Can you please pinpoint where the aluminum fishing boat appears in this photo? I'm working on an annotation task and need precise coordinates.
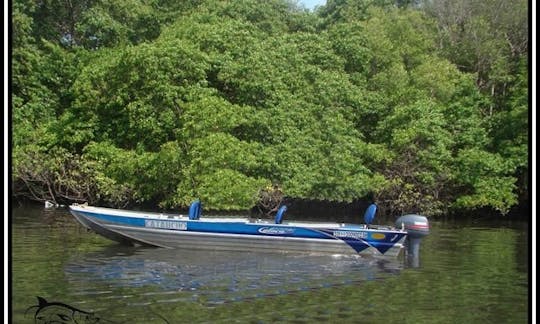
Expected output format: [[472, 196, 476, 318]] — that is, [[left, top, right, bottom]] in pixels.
[[69, 201, 429, 257]]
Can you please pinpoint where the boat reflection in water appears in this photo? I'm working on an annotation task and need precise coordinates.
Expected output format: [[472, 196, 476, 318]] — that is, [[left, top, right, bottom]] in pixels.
[[65, 246, 411, 305]]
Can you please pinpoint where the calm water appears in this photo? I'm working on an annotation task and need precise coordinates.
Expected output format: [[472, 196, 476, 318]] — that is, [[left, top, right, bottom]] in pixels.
[[11, 204, 530, 323]]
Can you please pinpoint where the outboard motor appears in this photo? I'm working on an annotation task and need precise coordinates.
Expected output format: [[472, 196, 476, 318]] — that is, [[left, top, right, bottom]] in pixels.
[[395, 214, 429, 266]]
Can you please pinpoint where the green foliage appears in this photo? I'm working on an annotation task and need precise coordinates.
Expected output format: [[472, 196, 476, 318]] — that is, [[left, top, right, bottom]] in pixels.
[[63, 39, 209, 150], [77, 0, 162, 48], [12, 0, 36, 48], [452, 149, 517, 213], [26, 0, 163, 48], [487, 59, 528, 169], [176, 169, 270, 211], [173, 131, 267, 210], [12, 145, 100, 204], [12, 0, 528, 216]]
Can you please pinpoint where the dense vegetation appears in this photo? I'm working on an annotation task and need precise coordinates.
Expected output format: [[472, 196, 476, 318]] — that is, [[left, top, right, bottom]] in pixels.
[[11, 0, 529, 216]]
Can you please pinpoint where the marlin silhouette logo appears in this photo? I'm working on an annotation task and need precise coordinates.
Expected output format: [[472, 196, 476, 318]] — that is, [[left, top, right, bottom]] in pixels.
[[25, 296, 116, 323]]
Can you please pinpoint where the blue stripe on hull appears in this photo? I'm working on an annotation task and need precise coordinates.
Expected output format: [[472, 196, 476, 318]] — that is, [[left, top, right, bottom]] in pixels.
[[79, 212, 147, 227], [77, 211, 334, 239]]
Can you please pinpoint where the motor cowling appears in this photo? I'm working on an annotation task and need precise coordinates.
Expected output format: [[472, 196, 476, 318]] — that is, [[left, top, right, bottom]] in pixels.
[[395, 214, 430, 238]]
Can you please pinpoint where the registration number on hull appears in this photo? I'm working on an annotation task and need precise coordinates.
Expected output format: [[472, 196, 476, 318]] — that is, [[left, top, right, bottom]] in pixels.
[[333, 231, 368, 240], [145, 219, 187, 230]]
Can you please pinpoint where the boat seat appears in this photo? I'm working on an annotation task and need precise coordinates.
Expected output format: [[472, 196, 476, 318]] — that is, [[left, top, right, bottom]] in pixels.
[[275, 205, 287, 224], [364, 203, 377, 226], [189, 200, 202, 220]]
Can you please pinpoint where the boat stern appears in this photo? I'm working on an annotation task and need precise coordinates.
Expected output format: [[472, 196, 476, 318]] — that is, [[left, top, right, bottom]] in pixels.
[[395, 214, 429, 262]]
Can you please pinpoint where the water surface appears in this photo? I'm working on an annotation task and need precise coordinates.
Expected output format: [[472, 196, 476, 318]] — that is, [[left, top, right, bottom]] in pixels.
[[11, 204, 529, 323]]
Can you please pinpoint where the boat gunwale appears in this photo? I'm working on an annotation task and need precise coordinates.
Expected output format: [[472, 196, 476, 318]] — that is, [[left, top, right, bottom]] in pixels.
[[69, 204, 406, 233]]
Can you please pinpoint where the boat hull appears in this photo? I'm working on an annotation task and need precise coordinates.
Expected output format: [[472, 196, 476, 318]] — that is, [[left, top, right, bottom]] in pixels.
[[69, 205, 408, 257]]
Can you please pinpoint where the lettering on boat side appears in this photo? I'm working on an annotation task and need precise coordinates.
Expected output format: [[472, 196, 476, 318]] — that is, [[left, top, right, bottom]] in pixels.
[[258, 227, 295, 235], [145, 219, 187, 230], [333, 231, 368, 240]]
